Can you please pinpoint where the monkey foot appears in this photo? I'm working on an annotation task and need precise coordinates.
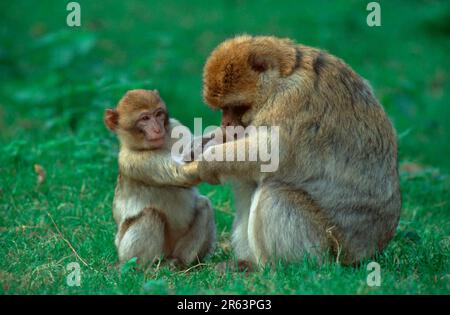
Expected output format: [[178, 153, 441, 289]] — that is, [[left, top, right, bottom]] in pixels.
[[165, 257, 184, 270], [215, 260, 256, 274]]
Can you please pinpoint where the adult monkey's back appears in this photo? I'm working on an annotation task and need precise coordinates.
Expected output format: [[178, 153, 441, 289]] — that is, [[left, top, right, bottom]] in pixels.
[[191, 35, 401, 266]]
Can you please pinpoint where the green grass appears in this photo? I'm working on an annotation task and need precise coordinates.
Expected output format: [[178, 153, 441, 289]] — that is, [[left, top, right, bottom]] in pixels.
[[0, 0, 449, 294]]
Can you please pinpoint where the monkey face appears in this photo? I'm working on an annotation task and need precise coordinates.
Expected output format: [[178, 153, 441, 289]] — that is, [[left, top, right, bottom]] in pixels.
[[203, 35, 299, 128], [134, 106, 167, 149], [105, 89, 169, 150]]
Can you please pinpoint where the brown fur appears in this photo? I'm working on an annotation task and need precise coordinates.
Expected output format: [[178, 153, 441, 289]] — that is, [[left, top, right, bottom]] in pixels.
[[106, 89, 216, 266], [187, 35, 401, 266]]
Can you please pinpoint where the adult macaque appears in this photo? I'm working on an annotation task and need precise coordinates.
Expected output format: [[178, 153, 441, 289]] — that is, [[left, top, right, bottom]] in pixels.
[[104, 89, 215, 266], [186, 35, 401, 267]]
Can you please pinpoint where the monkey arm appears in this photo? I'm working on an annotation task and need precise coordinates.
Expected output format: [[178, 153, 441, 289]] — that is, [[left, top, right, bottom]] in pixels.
[[119, 150, 200, 187], [193, 129, 280, 184], [183, 127, 226, 162]]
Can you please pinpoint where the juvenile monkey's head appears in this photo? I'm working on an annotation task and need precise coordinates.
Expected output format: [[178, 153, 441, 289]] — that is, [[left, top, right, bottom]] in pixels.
[[203, 35, 299, 127], [104, 89, 169, 150]]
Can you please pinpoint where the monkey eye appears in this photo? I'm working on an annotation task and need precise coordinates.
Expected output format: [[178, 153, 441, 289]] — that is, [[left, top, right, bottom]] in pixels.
[[155, 110, 165, 118], [141, 115, 151, 121]]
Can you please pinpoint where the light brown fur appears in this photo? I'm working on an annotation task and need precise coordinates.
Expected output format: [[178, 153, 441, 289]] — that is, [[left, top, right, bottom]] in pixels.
[[186, 35, 401, 266], [106, 89, 215, 266]]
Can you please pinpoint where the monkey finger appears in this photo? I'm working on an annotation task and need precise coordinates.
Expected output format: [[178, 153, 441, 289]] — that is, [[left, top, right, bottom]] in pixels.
[[198, 168, 220, 185], [207, 176, 221, 185], [182, 162, 199, 177], [178, 162, 202, 186]]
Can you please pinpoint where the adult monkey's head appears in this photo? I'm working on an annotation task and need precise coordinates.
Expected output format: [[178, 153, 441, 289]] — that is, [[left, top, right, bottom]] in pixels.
[[203, 35, 300, 128]]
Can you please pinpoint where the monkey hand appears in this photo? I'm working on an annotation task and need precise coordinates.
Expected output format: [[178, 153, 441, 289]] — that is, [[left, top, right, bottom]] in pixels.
[[197, 160, 221, 185], [183, 134, 218, 163], [179, 162, 201, 186]]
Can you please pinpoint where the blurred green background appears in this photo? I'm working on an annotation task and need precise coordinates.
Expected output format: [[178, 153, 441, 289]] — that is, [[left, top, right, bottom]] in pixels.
[[0, 0, 449, 294]]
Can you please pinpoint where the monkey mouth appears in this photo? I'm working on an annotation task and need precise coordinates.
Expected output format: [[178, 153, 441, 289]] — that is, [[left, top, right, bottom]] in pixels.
[[146, 137, 165, 149], [147, 136, 165, 143]]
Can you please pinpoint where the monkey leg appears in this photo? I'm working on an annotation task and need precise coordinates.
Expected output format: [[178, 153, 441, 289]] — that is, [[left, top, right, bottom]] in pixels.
[[213, 181, 259, 272], [247, 184, 328, 265], [198, 196, 216, 259], [116, 208, 165, 265], [171, 196, 215, 265], [230, 181, 257, 263]]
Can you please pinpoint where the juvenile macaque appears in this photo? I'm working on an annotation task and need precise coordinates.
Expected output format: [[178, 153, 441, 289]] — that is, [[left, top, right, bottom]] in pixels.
[[186, 35, 401, 267], [104, 89, 215, 266]]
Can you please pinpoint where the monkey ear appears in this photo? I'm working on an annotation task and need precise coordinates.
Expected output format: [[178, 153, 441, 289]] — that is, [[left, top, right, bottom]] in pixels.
[[104, 108, 119, 131], [248, 51, 272, 73], [248, 43, 297, 77]]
